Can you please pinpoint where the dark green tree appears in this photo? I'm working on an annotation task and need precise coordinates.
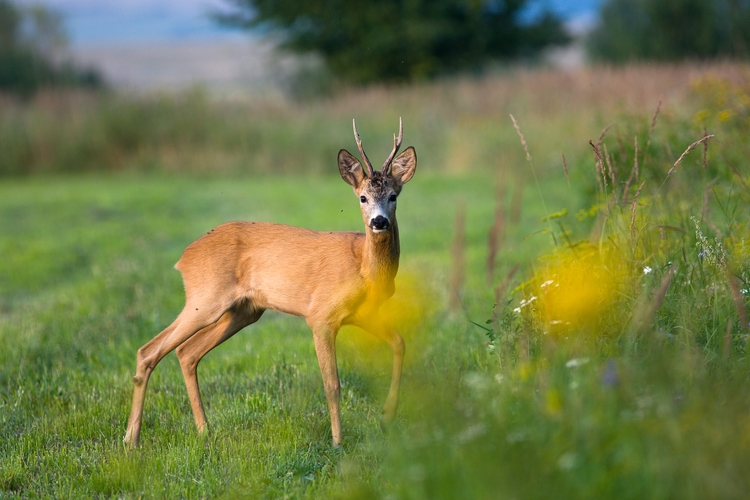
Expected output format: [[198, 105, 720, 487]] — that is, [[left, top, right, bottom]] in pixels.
[[588, 0, 750, 62], [217, 0, 570, 84], [0, 0, 102, 96]]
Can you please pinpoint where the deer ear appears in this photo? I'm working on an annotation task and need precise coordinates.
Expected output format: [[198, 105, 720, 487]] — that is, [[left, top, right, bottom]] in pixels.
[[391, 146, 417, 186], [338, 149, 365, 188]]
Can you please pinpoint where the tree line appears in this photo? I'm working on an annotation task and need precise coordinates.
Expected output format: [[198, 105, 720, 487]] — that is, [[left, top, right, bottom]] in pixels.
[[0, 0, 101, 96], [2, 0, 750, 95]]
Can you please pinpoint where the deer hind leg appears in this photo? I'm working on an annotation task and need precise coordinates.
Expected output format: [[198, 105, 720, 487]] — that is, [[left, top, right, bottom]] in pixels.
[[124, 302, 227, 448], [360, 322, 404, 425], [176, 307, 264, 435], [309, 323, 342, 447]]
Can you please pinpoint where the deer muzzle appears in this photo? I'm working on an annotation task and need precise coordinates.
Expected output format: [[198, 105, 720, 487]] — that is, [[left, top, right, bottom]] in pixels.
[[370, 215, 390, 232]]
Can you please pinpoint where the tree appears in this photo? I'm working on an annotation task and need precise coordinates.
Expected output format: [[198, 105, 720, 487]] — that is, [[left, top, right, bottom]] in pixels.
[[217, 0, 570, 84], [587, 0, 750, 63], [0, 0, 102, 96]]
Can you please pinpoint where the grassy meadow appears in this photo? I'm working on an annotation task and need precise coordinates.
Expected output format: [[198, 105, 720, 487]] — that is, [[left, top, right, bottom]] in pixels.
[[2, 62, 750, 498]]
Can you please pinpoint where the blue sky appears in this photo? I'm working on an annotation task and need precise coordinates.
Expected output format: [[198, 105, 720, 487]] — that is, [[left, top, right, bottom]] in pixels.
[[20, 0, 604, 47]]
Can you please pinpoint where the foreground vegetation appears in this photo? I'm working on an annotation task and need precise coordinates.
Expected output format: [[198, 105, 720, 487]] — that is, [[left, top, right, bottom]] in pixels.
[[1, 64, 750, 498]]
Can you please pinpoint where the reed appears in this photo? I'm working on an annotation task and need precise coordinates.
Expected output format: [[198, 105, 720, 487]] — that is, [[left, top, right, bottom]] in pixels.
[[450, 200, 466, 312]]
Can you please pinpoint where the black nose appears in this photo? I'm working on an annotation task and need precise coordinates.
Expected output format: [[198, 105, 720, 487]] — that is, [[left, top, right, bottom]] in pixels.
[[371, 215, 390, 230]]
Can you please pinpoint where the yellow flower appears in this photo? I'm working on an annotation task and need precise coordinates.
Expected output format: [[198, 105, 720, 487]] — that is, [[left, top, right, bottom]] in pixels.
[[537, 247, 620, 334], [718, 109, 734, 122], [692, 109, 711, 124], [517, 362, 532, 381], [545, 388, 563, 415]]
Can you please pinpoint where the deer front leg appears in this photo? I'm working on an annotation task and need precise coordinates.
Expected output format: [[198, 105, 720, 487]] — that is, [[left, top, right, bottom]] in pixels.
[[361, 322, 404, 425], [310, 324, 342, 447]]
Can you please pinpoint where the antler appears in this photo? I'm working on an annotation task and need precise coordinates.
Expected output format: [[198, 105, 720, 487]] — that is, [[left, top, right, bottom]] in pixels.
[[352, 119, 375, 177], [382, 117, 403, 174]]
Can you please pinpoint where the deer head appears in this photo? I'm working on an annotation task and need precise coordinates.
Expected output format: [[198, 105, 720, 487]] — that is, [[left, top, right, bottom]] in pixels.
[[338, 118, 417, 233]]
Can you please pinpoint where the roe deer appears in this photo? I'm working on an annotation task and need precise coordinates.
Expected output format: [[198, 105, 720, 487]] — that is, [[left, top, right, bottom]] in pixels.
[[124, 119, 417, 448]]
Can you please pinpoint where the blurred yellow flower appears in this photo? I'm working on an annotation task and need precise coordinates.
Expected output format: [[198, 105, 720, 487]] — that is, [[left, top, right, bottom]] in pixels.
[[692, 109, 711, 124], [536, 247, 620, 334], [718, 109, 734, 122], [545, 388, 563, 415], [517, 362, 532, 381]]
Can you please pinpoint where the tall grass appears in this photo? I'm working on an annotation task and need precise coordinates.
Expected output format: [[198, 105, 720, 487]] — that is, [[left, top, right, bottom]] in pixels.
[[1, 62, 748, 177], [347, 68, 750, 500]]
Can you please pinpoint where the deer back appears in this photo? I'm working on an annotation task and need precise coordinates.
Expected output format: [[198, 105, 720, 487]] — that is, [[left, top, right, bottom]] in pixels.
[[175, 221, 371, 323]]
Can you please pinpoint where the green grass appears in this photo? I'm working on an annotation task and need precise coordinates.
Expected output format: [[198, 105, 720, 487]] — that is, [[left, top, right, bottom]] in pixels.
[[1, 163, 749, 498], [0, 172, 533, 498], [3, 67, 750, 498]]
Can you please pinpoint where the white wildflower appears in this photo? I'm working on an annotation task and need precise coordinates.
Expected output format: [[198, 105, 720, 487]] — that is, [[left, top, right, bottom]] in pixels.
[[565, 357, 590, 368], [692, 215, 727, 267], [514, 295, 537, 313]]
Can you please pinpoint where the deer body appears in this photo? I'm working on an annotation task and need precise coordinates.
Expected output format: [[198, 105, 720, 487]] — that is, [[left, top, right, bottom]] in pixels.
[[178, 221, 398, 323], [124, 120, 416, 448]]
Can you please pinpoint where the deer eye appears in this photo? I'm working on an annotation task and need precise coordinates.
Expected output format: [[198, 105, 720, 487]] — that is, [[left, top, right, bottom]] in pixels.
[[360, 196, 367, 203], [389, 194, 397, 202]]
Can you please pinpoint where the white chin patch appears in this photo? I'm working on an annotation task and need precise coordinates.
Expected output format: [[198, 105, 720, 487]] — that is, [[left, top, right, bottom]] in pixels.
[[371, 228, 387, 233]]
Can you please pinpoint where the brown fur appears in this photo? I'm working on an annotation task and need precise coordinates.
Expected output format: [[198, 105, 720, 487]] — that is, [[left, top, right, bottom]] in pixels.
[[124, 122, 416, 448]]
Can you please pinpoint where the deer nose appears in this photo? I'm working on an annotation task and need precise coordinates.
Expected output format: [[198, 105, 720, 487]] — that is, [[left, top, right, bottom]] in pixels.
[[370, 215, 390, 231]]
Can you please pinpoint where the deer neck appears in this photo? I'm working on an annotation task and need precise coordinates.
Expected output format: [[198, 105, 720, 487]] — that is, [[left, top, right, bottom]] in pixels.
[[362, 220, 400, 289]]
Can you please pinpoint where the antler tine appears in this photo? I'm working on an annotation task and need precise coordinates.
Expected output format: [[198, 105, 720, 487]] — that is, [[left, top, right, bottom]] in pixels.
[[352, 119, 375, 177], [382, 117, 403, 174]]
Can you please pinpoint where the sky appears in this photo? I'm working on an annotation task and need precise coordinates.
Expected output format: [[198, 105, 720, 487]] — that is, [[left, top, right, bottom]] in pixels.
[[19, 0, 239, 46], [18, 0, 604, 47]]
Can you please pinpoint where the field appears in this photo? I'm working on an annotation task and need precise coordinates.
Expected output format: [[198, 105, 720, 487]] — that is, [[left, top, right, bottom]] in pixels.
[[2, 63, 750, 498]]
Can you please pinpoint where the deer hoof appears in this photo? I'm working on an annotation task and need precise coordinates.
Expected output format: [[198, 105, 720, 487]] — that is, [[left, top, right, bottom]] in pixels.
[[380, 412, 396, 431], [123, 433, 138, 449]]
